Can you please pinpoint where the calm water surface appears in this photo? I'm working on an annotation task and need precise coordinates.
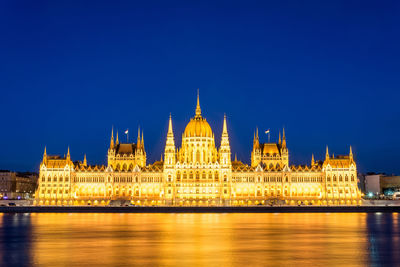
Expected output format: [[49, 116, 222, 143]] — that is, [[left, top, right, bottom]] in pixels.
[[0, 213, 399, 266]]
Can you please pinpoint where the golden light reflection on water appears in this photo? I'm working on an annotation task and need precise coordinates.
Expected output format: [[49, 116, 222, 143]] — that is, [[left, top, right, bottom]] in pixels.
[[1, 213, 400, 266]]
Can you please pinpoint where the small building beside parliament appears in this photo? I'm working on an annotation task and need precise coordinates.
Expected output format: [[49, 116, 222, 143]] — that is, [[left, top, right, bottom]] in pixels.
[[35, 94, 361, 206]]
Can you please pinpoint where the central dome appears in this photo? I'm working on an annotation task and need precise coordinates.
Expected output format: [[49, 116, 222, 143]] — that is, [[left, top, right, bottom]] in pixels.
[[183, 91, 214, 138], [184, 117, 213, 138]]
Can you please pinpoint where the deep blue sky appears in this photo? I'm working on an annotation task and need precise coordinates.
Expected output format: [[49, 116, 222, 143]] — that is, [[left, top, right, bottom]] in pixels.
[[0, 1, 399, 174]]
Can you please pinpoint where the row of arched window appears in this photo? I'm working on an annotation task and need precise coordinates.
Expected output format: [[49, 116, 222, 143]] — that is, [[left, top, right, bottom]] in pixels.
[[42, 176, 69, 182], [176, 171, 220, 182], [326, 175, 355, 182]]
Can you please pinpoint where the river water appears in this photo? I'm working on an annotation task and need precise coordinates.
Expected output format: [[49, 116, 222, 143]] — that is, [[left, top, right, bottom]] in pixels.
[[0, 213, 399, 266]]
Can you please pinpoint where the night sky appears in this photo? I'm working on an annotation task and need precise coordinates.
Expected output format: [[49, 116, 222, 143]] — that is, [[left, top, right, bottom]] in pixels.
[[0, 1, 399, 174]]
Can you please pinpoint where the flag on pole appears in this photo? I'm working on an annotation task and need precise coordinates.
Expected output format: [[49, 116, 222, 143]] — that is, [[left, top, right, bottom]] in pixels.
[[265, 129, 270, 134], [124, 129, 129, 134]]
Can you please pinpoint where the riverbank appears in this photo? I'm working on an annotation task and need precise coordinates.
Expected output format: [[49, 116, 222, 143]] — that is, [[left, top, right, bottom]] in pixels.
[[1, 205, 400, 213]]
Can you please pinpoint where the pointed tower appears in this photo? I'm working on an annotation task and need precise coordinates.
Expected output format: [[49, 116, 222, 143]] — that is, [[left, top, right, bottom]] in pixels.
[[116, 131, 119, 145], [195, 89, 201, 118], [42, 146, 47, 165], [83, 154, 87, 166], [164, 114, 176, 168], [137, 127, 141, 147], [141, 131, 144, 150], [349, 146, 353, 160], [251, 127, 261, 167], [325, 146, 330, 160], [280, 128, 289, 166], [281, 128, 287, 149], [110, 127, 114, 149], [311, 154, 315, 166], [66, 146, 71, 161], [220, 114, 231, 166], [278, 131, 282, 146]]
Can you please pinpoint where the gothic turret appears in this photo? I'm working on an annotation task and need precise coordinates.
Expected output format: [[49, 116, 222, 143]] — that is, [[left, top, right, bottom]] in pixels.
[[141, 132, 144, 150], [281, 128, 287, 149], [110, 127, 114, 149], [164, 114, 176, 167], [349, 146, 353, 160], [137, 127, 141, 147], [325, 146, 330, 160], [220, 114, 231, 166], [42, 146, 47, 165]]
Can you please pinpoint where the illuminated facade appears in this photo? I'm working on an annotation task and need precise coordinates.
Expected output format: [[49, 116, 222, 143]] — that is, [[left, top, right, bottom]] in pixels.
[[35, 93, 361, 206]]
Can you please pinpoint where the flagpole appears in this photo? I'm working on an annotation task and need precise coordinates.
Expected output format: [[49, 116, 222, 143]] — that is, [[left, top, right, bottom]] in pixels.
[[127, 129, 129, 143], [268, 132, 270, 143]]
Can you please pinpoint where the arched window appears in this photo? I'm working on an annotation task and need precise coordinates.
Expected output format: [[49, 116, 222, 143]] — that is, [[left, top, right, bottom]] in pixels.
[[177, 172, 181, 182], [183, 172, 187, 180], [339, 175, 343, 182], [196, 172, 200, 181], [202, 172, 206, 180], [333, 175, 337, 182], [209, 171, 213, 180], [53, 176, 57, 182], [327, 176, 331, 182], [215, 172, 219, 182], [345, 175, 348, 182], [189, 172, 193, 180], [351, 175, 355, 182]]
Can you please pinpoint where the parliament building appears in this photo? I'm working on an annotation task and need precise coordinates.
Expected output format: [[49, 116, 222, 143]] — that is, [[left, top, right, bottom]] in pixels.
[[35, 94, 361, 206]]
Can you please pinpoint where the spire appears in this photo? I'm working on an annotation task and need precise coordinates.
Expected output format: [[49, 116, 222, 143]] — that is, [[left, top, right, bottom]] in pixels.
[[222, 113, 228, 134], [137, 127, 140, 146], [220, 114, 231, 164], [195, 89, 201, 117], [43, 146, 47, 164], [141, 131, 144, 149], [253, 128, 260, 149], [349, 145, 353, 159], [110, 127, 114, 148], [67, 146, 70, 160], [311, 153, 315, 165], [116, 131, 119, 145], [221, 114, 230, 146], [83, 154, 87, 166], [235, 153, 237, 161], [168, 113, 174, 135], [256, 127, 259, 140], [278, 131, 281, 145], [166, 114, 175, 148], [325, 146, 329, 160], [282, 128, 286, 148]]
